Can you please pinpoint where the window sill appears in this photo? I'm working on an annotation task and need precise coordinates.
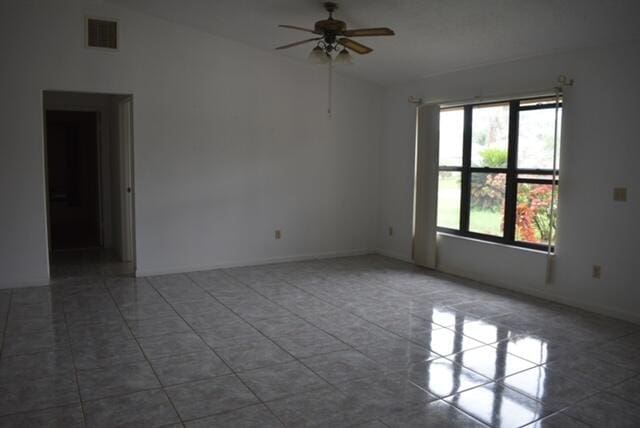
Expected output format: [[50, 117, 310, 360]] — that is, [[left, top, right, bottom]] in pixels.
[[436, 231, 552, 255]]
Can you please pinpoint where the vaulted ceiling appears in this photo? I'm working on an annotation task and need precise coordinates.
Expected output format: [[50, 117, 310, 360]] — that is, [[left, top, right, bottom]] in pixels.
[[108, 0, 640, 84]]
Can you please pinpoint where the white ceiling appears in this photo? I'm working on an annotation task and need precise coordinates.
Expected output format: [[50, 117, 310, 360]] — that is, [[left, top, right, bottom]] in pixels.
[[107, 0, 640, 85]]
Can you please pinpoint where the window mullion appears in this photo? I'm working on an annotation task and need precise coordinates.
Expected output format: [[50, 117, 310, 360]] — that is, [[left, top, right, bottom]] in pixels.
[[460, 105, 472, 232], [504, 100, 519, 242]]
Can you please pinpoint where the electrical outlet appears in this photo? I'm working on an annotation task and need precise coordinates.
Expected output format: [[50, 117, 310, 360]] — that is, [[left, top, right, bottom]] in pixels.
[[592, 265, 601, 279], [275, 230, 282, 240], [388, 226, 393, 236], [613, 187, 627, 202]]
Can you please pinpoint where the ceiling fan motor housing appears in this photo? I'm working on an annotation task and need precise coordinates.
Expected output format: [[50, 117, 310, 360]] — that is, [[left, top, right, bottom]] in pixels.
[[315, 19, 346, 34], [315, 19, 346, 45]]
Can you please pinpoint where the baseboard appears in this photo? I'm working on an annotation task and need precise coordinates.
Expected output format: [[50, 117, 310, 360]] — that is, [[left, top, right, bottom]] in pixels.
[[0, 276, 50, 290], [374, 248, 413, 263], [375, 248, 639, 325], [135, 248, 375, 277], [436, 264, 640, 325]]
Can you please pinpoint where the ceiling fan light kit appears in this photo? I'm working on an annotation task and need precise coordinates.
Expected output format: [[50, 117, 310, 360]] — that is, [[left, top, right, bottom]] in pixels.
[[276, 2, 395, 117], [308, 45, 332, 64], [333, 48, 353, 65]]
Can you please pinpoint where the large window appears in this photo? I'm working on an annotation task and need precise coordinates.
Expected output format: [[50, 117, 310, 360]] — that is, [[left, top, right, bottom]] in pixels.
[[437, 96, 561, 250]]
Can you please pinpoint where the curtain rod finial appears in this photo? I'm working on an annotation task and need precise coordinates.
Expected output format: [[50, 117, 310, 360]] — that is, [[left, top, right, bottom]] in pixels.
[[558, 75, 574, 87], [408, 96, 423, 105]]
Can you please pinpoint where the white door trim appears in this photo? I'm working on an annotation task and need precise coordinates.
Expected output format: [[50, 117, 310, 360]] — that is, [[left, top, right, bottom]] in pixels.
[[118, 97, 135, 264]]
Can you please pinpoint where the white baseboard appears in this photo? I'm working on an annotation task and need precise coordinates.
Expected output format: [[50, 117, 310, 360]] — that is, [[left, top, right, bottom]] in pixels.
[[436, 264, 640, 325], [135, 248, 375, 277], [6, 249, 637, 325], [0, 276, 50, 290], [374, 248, 413, 263]]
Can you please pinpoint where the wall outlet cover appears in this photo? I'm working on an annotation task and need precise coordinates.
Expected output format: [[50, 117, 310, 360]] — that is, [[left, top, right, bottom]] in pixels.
[[592, 265, 602, 279]]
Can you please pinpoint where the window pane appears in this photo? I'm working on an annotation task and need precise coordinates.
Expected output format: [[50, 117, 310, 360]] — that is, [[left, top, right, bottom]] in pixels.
[[439, 108, 464, 166], [518, 108, 562, 169], [469, 173, 505, 236], [437, 171, 461, 229], [471, 104, 509, 168], [516, 183, 558, 245]]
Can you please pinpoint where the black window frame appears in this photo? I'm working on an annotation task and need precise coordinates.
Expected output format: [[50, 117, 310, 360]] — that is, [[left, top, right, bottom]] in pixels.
[[437, 96, 561, 251]]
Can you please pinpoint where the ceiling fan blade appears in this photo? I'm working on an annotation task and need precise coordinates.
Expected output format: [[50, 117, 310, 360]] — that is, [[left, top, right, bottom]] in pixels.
[[341, 27, 395, 37], [278, 24, 319, 34], [275, 37, 322, 50], [338, 38, 373, 54]]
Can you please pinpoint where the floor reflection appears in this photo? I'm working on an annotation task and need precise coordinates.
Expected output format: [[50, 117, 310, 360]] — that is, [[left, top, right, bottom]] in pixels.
[[407, 357, 491, 398], [430, 307, 461, 327], [446, 381, 548, 427], [459, 319, 511, 344], [422, 328, 484, 356], [454, 345, 536, 380], [494, 334, 550, 365]]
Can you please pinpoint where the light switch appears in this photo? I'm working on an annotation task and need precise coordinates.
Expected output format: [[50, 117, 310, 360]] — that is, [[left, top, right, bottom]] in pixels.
[[613, 187, 627, 202]]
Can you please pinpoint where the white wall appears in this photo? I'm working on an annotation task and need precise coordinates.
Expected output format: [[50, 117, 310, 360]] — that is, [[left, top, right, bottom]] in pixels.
[[0, 0, 382, 285], [3, 2, 637, 325], [376, 40, 640, 322]]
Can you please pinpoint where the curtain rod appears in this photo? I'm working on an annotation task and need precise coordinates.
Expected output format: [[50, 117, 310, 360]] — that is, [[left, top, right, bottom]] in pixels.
[[408, 75, 574, 107]]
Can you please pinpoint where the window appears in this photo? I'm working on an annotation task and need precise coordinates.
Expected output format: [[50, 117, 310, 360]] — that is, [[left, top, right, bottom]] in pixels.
[[437, 96, 561, 250]]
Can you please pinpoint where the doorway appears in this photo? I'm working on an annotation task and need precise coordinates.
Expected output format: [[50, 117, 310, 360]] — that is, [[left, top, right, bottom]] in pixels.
[[43, 91, 135, 279], [46, 111, 101, 250]]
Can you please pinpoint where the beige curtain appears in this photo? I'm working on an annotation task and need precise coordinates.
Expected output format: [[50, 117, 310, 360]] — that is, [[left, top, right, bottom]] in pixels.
[[412, 104, 440, 269], [546, 87, 567, 284]]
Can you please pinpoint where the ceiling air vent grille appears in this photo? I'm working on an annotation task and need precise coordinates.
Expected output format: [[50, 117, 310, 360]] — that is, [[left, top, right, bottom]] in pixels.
[[87, 18, 118, 49]]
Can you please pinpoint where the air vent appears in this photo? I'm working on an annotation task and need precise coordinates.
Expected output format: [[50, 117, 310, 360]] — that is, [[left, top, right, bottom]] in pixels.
[[87, 18, 118, 49]]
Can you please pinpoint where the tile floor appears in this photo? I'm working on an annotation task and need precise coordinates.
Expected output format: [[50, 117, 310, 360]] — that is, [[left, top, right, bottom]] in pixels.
[[1, 254, 639, 427]]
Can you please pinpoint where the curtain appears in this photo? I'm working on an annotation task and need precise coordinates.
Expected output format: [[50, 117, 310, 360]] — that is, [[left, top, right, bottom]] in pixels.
[[412, 104, 440, 269], [546, 87, 567, 284]]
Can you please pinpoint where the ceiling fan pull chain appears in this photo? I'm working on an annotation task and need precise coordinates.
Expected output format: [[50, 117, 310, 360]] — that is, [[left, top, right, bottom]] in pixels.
[[328, 59, 333, 118]]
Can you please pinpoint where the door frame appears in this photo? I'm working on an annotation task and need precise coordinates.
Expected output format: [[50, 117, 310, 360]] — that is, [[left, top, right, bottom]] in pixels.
[[118, 96, 136, 264], [41, 90, 136, 277]]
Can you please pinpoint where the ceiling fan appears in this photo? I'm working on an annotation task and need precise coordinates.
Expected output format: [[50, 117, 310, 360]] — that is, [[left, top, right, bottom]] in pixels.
[[276, 1, 395, 64]]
